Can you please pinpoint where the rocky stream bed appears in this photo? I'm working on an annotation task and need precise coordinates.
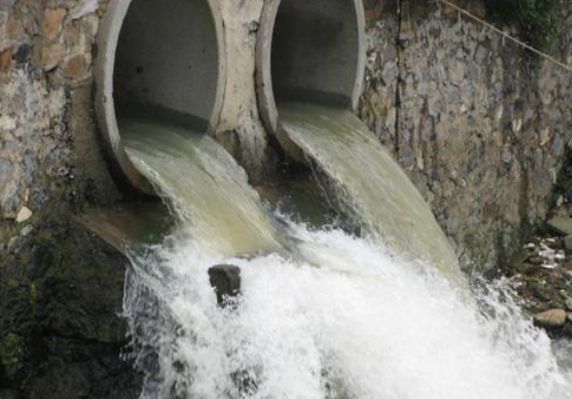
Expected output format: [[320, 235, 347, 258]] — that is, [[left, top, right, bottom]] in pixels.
[[505, 155, 572, 339]]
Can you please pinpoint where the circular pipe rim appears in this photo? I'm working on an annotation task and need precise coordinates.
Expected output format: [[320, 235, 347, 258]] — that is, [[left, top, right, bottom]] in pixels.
[[94, 0, 226, 193], [255, 0, 366, 135]]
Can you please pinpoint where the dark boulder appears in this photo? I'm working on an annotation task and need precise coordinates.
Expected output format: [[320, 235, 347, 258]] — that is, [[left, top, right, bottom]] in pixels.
[[208, 265, 241, 307]]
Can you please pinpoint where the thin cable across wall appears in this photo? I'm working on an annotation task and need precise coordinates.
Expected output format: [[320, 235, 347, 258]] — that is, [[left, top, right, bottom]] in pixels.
[[434, 0, 572, 74]]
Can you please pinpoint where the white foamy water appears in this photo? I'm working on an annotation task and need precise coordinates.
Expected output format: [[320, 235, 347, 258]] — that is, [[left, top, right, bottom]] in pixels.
[[124, 222, 572, 399], [119, 115, 572, 399]]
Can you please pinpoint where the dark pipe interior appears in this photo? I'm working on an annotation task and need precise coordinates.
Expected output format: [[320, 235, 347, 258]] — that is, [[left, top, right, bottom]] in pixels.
[[114, 0, 219, 131], [271, 0, 361, 107]]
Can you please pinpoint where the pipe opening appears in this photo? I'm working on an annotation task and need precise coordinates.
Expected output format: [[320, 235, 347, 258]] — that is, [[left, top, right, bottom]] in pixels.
[[272, 0, 362, 107], [256, 0, 365, 134], [95, 0, 224, 191], [114, 0, 220, 130]]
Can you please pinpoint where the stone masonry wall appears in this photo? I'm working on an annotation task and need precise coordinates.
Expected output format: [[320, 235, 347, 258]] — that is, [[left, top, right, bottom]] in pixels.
[[0, 0, 571, 396], [0, 1, 140, 397], [360, 0, 572, 270]]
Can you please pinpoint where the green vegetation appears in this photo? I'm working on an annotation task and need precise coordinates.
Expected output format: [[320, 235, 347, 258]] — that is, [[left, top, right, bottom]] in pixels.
[[485, 0, 561, 48], [0, 333, 25, 368]]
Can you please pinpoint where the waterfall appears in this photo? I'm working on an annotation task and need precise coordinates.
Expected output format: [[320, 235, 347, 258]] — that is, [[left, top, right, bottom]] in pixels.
[[120, 114, 572, 398], [277, 102, 462, 285]]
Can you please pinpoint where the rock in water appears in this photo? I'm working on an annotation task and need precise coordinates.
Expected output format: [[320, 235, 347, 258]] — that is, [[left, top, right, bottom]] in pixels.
[[547, 215, 572, 235], [533, 308, 568, 328], [208, 265, 241, 307]]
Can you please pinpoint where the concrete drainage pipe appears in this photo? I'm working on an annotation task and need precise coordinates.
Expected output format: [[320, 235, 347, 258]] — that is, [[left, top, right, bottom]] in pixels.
[[256, 0, 366, 135], [95, 0, 225, 192]]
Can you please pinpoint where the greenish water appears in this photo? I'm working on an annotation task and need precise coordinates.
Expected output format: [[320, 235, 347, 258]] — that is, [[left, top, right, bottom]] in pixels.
[[278, 102, 464, 283], [121, 118, 284, 257]]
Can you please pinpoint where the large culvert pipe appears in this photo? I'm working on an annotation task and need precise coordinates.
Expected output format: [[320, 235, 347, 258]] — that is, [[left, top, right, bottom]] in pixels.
[[95, 0, 225, 192], [256, 0, 365, 134]]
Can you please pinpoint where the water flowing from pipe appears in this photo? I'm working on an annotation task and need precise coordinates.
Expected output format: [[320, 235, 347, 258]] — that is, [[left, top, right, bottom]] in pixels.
[[277, 102, 462, 284], [120, 116, 572, 398], [121, 117, 284, 257]]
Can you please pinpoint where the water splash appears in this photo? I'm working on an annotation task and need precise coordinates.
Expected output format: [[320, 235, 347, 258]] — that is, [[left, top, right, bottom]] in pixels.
[[124, 223, 572, 399], [119, 116, 571, 398]]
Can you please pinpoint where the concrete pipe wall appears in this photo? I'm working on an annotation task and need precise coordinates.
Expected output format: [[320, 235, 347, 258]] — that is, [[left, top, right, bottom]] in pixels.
[[95, 0, 225, 192], [94, 0, 365, 190], [256, 0, 366, 135]]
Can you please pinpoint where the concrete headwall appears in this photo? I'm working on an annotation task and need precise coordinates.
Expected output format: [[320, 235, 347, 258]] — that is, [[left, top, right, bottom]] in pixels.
[[0, 0, 571, 396]]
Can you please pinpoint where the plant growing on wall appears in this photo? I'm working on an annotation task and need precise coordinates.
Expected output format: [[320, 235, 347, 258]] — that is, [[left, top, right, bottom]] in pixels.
[[485, 0, 561, 48]]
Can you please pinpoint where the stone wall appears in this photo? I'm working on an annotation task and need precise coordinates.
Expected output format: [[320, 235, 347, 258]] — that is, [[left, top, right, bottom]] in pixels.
[[1, 0, 571, 396], [360, 0, 572, 270], [0, 1, 139, 397]]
